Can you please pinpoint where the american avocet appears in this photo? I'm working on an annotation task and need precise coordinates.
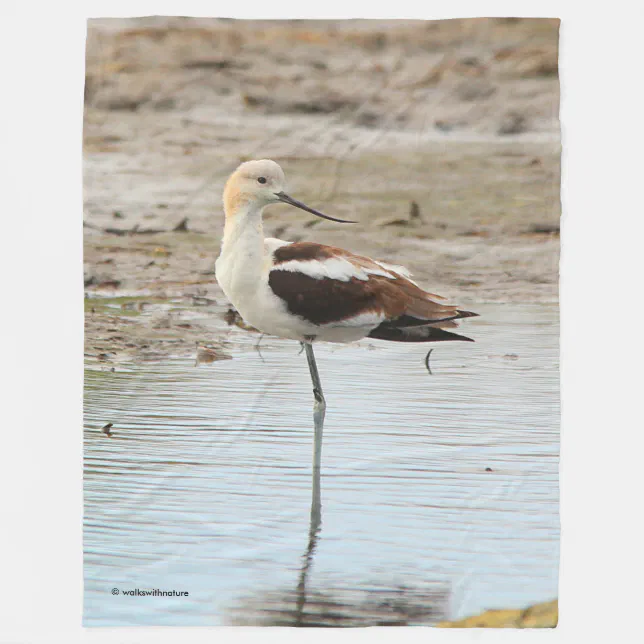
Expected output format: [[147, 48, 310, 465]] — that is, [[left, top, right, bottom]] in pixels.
[[215, 159, 478, 443]]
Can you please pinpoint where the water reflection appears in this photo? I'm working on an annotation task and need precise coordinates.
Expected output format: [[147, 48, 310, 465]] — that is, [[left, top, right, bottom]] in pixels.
[[231, 582, 448, 626], [295, 398, 323, 626], [294, 456, 322, 626], [83, 304, 559, 626], [232, 462, 448, 627]]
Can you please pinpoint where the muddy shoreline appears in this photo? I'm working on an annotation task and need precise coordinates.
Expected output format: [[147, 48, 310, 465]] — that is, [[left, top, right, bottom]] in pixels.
[[84, 17, 560, 364]]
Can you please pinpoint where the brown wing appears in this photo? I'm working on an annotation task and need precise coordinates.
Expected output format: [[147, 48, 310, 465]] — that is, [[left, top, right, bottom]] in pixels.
[[269, 242, 478, 333]]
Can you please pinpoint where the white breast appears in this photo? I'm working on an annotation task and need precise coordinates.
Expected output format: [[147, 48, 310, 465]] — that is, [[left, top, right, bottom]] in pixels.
[[217, 237, 394, 343]]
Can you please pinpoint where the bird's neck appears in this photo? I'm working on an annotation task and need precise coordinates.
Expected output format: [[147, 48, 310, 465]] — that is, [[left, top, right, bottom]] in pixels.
[[220, 203, 265, 258], [217, 204, 267, 305]]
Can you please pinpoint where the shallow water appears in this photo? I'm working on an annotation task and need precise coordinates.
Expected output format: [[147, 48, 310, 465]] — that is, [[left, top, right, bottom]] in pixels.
[[83, 303, 559, 626]]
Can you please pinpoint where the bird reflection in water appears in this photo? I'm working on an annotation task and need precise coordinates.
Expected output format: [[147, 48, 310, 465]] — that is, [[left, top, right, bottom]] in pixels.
[[229, 395, 448, 627], [294, 404, 322, 626]]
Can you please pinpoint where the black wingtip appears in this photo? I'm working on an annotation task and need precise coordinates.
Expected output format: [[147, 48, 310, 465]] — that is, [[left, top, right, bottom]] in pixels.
[[444, 332, 475, 342], [457, 309, 480, 319], [368, 325, 475, 343], [427, 327, 475, 343]]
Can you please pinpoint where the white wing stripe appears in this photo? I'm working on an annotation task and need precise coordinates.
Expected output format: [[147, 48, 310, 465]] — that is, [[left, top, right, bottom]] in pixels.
[[274, 258, 367, 281], [272, 257, 398, 282]]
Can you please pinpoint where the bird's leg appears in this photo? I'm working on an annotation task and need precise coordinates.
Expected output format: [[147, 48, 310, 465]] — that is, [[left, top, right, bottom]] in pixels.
[[302, 339, 325, 525], [303, 340, 326, 429]]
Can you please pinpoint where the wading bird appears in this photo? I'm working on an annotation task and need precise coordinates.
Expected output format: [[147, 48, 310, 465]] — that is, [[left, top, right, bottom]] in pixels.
[[215, 159, 478, 451]]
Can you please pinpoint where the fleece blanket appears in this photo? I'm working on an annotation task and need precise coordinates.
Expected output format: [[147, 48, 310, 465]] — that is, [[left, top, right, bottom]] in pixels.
[[83, 16, 560, 627]]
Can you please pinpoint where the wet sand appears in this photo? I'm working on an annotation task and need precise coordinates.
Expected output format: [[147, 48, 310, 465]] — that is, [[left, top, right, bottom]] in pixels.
[[83, 17, 560, 363]]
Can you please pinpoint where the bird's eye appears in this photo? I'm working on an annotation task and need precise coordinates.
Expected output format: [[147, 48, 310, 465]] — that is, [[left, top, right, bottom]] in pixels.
[[257, 177, 267, 184]]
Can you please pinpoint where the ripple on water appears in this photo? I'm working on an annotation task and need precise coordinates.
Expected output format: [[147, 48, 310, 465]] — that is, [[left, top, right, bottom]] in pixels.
[[84, 303, 559, 626]]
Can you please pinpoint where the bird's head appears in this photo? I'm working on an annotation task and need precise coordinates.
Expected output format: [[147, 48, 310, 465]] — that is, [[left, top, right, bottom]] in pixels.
[[223, 159, 355, 223]]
